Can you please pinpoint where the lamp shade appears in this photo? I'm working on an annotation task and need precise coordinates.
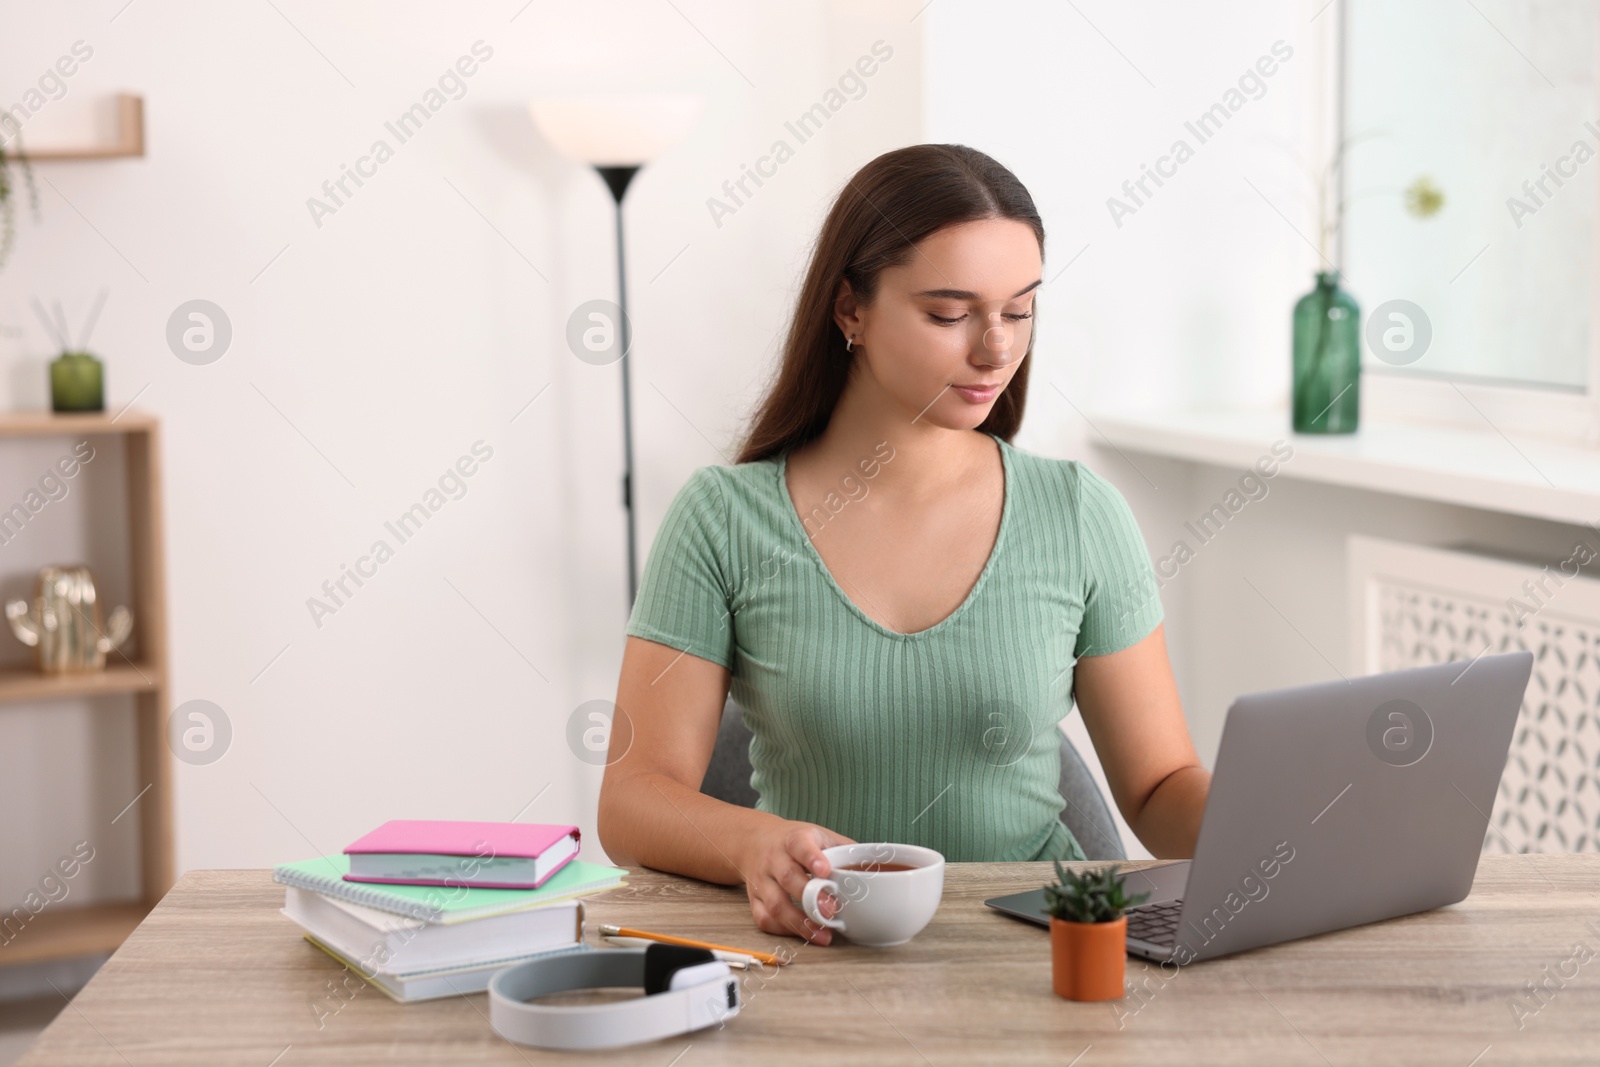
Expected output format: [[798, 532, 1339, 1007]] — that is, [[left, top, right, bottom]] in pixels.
[[527, 94, 702, 166]]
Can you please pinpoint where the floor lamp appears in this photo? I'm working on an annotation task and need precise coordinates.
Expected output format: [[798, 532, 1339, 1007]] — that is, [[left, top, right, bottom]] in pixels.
[[528, 95, 701, 609]]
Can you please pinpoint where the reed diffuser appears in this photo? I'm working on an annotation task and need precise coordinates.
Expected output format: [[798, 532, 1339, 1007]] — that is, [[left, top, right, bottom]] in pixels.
[[34, 289, 108, 413]]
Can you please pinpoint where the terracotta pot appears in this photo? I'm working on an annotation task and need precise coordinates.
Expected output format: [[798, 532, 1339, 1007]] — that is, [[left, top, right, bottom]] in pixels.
[[1050, 915, 1127, 1001]]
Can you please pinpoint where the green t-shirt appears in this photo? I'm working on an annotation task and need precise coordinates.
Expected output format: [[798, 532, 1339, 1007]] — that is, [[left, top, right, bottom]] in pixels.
[[624, 433, 1163, 862]]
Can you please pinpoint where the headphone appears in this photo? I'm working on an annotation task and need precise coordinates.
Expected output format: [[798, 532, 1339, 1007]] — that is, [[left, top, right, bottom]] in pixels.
[[489, 944, 741, 1050]]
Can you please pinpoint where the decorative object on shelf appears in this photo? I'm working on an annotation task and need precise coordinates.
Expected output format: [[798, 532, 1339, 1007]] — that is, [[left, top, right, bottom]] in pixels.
[[1042, 860, 1148, 1002], [0, 132, 39, 272], [1292, 270, 1360, 434], [6, 564, 133, 673], [33, 289, 108, 412], [1283, 116, 1448, 435], [527, 94, 701, 607], [51, 351, 105, 412]]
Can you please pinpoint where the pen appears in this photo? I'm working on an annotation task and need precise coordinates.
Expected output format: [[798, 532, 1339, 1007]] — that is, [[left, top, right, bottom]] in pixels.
[[597, 923, 790, 967], [602, 934, 755, 968]]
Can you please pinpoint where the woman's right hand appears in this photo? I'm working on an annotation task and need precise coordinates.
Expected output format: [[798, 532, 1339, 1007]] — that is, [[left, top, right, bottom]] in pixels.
[[737, 819, 856, 946]]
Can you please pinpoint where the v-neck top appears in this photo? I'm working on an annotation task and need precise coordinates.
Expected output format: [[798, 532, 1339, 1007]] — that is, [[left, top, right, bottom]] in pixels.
[[624, 433, 1164, 862]]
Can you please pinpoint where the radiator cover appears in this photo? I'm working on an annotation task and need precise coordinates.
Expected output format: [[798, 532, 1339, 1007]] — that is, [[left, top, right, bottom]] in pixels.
[[1348, 535, 1600, 853]]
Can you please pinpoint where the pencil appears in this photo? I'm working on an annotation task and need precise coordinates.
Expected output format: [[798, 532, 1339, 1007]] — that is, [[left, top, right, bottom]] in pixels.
[[597, 923, 790, 966], [602, 935, 755, 968]]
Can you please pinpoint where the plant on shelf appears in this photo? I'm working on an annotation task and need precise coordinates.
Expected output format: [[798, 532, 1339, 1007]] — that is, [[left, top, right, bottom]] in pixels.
[[0, 132, 39, 273], [1043, 861, 1149, 1002]]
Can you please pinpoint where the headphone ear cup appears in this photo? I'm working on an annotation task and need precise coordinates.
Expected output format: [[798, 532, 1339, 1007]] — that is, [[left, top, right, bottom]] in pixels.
[[642, 943, 719, 995]]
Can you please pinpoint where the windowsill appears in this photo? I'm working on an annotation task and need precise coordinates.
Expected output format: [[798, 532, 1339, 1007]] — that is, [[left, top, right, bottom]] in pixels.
[[1088, 408, 1600, 528]]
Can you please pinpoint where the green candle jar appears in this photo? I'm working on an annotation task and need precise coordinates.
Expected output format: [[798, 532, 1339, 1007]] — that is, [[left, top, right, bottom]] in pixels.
[[50, 351, 105, 413]]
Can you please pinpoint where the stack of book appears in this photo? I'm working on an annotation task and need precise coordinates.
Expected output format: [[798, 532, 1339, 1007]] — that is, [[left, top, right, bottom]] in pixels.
[[274, 820, 624, 1002]]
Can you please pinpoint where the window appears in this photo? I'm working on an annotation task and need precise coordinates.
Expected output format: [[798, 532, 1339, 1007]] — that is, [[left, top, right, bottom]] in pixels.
[[1344, 0, 1595, 396]]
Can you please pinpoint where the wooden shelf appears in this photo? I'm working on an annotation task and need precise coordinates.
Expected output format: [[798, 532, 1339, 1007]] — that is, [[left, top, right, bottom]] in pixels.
[[0, 901, 149, 966], [0, 662, 160, 704], [20, 94, 144, 161], [0, 409, 157, 437], [0, 410, 173, 967]]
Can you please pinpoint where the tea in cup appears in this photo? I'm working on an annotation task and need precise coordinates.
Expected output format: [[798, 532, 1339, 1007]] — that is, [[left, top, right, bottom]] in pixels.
[[801, 843, 944, 947]]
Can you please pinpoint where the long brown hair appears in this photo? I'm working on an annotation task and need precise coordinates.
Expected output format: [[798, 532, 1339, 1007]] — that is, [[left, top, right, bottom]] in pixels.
[[734, 144, 1045, 465]]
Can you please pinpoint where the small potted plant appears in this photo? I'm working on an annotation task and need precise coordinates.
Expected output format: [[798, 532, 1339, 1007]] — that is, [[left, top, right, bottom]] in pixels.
[[1042, 860, 1148, 1002]]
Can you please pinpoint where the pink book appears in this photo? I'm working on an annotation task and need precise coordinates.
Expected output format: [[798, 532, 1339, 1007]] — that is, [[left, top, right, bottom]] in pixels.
[[342, 820, 581, 890]]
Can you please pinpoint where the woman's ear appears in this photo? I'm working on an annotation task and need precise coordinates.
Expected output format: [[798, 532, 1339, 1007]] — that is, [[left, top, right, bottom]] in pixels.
[[832, 278, 863, 345]]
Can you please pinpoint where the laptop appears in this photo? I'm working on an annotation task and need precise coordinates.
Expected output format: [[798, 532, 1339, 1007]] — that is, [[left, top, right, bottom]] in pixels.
[[985, 651, 1534, 965]]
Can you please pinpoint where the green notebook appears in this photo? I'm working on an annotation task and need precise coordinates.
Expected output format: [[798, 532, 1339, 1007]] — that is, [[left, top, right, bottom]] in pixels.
[[272, 854, 625, 925]]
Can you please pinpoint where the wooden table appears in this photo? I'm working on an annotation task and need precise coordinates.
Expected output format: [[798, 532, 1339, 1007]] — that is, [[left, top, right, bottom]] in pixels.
[[18, 857, 1600, 1066]]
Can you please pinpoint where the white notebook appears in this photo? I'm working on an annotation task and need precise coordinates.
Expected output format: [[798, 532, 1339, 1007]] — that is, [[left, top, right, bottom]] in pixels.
[[304, 933, 592, 1003], [283, 886, 583, 975]]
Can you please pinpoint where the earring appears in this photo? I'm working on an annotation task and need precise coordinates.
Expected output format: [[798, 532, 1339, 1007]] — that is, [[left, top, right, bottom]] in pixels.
[[846, 334, 855, 352]]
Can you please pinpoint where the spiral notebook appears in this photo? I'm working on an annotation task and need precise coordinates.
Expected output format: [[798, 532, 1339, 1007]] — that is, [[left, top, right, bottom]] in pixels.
[[273, 853, 625, 925]]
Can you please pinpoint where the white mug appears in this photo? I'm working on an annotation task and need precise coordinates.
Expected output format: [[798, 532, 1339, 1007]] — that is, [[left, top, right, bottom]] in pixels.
[[800, 843, 945, 947]]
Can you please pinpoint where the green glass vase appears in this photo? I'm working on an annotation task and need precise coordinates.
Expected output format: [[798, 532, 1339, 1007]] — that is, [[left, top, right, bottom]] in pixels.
[[1291, 271, 1359, 434], [50, 351, 105, 413]]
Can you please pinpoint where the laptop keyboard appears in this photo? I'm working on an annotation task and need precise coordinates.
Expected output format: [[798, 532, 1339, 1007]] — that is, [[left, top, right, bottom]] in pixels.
[[1125, 899, 1183, 946]]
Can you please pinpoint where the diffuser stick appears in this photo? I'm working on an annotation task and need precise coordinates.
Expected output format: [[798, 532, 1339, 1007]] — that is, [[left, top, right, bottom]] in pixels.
[[78, 287, 109, 349], [29, 297, 65, 348], [51, 301, 71, 351]]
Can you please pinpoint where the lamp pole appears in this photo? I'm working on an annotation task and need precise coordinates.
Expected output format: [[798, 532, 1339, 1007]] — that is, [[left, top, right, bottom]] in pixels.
[[596, 164, 641, 609]]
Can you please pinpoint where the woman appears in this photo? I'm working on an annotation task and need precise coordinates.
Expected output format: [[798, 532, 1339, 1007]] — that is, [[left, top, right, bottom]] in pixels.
[[598, 144, 1209, 946]]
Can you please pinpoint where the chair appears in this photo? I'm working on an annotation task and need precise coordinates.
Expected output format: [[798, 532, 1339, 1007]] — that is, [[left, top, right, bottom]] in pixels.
[[699, 698, 762, 810], [699, 699, 1127, 861]]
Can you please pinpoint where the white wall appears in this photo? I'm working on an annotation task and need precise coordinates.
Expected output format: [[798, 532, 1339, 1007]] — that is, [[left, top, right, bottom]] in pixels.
[[924, 0, 1596, 859], [0, 0, 923, 930]]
